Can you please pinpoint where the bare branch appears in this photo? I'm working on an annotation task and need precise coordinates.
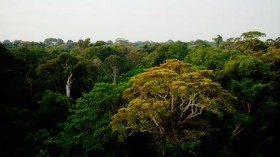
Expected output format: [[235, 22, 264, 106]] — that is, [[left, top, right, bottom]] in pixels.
[[232, 123, 244, 138]]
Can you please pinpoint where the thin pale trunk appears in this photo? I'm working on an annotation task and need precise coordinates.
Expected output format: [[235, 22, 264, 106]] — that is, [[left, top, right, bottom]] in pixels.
[[113, 71, 117, 84], [112, 66, 118, 84], [66, 73, 73, 97]]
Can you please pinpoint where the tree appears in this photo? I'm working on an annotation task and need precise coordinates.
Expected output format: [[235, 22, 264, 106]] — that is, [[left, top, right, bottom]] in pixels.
[[240, 31, 267, 54], [2, 40, 13, 48], [0, 43, 27, 107], [115, 38, 129, 44], [26, 90, 71, 156], [0, 43, 34, 156], [149, 41, 189, 66], [222, 55, 269, 80], [212, 35, 223, 48], [77, 38, 91, 52], [44, 38, 65, 47], [104, 55, 123, 84], [66, 40, 75, 49], [93, 45, 117, 61], [56, 83, 128, 156], [134, 41, 159, 54], [184, 46, 232, 70], [266, 37, 280, 49], [276, 37, 280, 48], [112, 40, 143, 69], [34, 90, 71, 128], [111, 59, 234, 155], [95, 40, 106, 46], [36, 53, 78, 97], [241, 31, 266, 40]]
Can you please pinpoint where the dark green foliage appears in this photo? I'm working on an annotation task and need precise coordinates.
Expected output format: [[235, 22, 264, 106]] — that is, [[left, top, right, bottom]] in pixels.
[[94, 40, 106, 46], [149, 41, 189, 66], [185, 46, 232, 70], [222, 55, 270, 81], [0, 43, 33, 156], [229, 79, 266, 102], [212, 35, 223, 48], [26, 91, 71, 156], [84, 45, 117, 61], [35, 90, 71, 129], [56, 83, 128, 156], [118, 68, 145, 82], [0, 43, 28, 107], [1, 32, 280, 156]]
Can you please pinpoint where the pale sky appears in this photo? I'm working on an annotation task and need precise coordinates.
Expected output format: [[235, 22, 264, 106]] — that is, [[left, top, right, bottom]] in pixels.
[[0, 0, 279, 42]]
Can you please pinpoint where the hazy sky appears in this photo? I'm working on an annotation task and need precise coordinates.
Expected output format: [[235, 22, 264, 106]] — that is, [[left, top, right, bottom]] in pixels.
[[0, 0, 279, 42]]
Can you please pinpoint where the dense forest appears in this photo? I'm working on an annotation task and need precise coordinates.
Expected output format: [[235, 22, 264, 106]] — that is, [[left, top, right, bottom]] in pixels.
[[1, 31, 280, 157]]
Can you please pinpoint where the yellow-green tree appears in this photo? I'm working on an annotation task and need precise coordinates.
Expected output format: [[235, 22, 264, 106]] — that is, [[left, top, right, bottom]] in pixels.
[[111, 59, 234, 153]]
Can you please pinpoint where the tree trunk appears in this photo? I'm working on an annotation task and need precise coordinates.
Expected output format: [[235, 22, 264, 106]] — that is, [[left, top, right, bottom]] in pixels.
[[66, 73, 73, 97], [113, 71, 117, 84], [112, 66, 119, 84]]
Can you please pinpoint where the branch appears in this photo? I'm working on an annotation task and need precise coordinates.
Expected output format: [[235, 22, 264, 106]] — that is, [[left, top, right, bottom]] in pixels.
[[156, 93, 167, 99], [186, 105, 204, 120], [151, 117, 164, 135], [128, 128, 154, 136], [232, 123, 244, 138], [178, 103, 204, 125]]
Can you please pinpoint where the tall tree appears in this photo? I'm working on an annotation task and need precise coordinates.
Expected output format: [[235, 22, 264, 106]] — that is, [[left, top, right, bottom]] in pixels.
[[104, 55, 123, 84], [56, 83, 128, 156], [36, 53, 78, 97], [111, 59, 234, 155], [212, 35, 223, 48], [240, 31, 267, 54], [241, 31, 266, 40], [149, 41, 189, 66]]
